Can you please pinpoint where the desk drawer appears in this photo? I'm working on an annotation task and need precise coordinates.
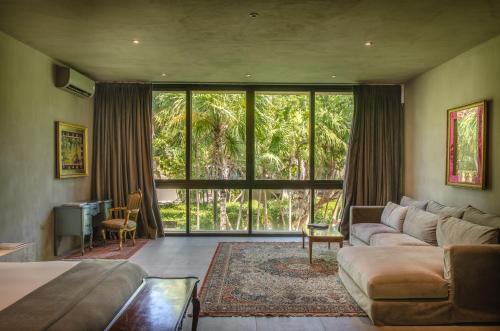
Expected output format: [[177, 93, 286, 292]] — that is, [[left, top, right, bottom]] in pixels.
[[87, 202, 100, 216], [83, 212, 93, 235]]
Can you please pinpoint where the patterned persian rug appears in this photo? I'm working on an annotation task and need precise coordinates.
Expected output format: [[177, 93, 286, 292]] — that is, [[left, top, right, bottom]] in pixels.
[[199, 242, 365, 317], [64, 239, 149, 260]]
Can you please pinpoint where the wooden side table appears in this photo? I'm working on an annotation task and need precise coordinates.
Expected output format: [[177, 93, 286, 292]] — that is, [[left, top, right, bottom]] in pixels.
[[302, 225, 344, 264], [106, 277, 200, 331]]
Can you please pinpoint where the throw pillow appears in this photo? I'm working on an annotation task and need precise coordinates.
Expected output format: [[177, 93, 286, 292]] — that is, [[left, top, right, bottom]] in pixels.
[[403, 206, 438, 245], [462, 206, 500, 229], [437, 217, 499, 246], [381, 202, 408, 232], [400, 196, 428, 210], [426, 200, 465, 218]]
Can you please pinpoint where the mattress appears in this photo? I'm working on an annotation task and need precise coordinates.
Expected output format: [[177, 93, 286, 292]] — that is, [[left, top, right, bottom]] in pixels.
[[0, 261, 80, 311]]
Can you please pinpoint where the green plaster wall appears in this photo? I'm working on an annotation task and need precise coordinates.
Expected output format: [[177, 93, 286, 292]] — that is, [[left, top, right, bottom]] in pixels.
[[0, 31, 93, 260], [404, 34, 500, 214]]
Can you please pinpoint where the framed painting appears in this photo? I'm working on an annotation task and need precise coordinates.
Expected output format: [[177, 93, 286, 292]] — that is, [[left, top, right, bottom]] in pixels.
[[56, 121, 88, 178], [446, 101, 486, 189]]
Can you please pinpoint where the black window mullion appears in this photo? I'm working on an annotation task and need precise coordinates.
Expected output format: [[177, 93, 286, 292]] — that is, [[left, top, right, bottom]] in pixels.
[[185, 90, 192, 233], [310, 91, 315, 224], [246, 89, 255, 234]]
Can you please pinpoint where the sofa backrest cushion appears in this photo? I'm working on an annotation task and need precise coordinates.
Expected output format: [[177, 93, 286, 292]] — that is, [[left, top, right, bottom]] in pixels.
[[400, 196, 428, 210], [426, 200, 465, 218], [462, 206, 500, 229], [380, 202, 408, 232], [403, 206, 438, 245], [437, 217, 499, 246]]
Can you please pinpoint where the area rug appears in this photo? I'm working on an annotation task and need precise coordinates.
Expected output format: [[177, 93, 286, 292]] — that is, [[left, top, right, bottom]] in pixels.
[[64, 239, 149, 260], [199, 242, 365, 317]]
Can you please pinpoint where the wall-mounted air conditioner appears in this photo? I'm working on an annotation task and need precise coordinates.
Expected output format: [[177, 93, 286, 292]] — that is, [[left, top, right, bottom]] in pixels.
[[55, 65, 95, 98]]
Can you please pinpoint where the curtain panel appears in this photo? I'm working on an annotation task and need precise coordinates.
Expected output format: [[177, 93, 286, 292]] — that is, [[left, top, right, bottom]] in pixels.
[[340, 85, 403, 237], [92, 83, 163, 238]]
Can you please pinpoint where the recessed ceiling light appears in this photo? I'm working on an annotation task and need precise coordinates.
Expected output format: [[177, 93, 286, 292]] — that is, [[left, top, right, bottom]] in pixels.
[[331, 74, 337, 78], [245, 74, 252, 78], [161, 73, 167, 77], [249, 12, 259, 18], [132, 39, 140, 44], [364, 41, 373, 46]]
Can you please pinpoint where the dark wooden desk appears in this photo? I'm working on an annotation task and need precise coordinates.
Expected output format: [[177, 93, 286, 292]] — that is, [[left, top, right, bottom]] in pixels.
[[106, 277, 200, 331]]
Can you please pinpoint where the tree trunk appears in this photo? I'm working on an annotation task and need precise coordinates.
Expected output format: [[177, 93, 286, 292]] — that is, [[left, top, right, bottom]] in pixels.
[[236, 191, 244, 230], [213, 190, 218, 230], [256, 190, 262, 230], [263, 190, 270, 230], [196, 190, 200, 230], [279, 190, 286, 229], [219, 189, 231, 230]]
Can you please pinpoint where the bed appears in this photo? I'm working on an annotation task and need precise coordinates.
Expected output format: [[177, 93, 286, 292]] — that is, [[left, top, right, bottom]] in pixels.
[[0, 260, 146, 331]]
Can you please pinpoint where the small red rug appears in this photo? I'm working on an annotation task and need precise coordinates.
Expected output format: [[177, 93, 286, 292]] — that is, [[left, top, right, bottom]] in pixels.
[[64, 239, 149, 260]]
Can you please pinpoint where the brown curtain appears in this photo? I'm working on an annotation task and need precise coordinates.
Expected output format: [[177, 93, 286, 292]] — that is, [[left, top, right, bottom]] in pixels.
[[92, 83, 163, 238], [340, 85, 403, 237]]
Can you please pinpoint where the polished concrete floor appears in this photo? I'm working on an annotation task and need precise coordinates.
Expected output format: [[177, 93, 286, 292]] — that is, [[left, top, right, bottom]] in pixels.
[[129, 237, 500, 331]]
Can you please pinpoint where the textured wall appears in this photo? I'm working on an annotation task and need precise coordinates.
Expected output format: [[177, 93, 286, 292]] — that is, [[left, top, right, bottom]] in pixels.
[[0, 31, 93, 260], [404, 34, 500, 214]]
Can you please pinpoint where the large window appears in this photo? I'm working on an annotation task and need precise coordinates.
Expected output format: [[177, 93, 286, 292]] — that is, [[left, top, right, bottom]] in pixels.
[[153, 86, 353, 234]]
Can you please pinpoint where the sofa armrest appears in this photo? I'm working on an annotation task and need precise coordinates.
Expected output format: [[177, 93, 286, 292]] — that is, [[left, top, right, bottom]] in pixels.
[[350, 206, 385, 225], [348, 206, 384, 244], [444, 245, 500, 313]]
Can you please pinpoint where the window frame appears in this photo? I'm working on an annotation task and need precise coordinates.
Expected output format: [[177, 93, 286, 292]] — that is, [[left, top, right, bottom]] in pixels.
[[153, 84, 353, 235]]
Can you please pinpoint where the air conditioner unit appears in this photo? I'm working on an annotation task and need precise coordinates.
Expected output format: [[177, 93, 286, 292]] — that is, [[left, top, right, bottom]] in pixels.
[[55, 65, 95, 98]]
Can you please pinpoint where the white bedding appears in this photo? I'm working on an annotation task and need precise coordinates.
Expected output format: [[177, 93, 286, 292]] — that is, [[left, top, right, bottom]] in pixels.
[[0, 261, 80, 311]]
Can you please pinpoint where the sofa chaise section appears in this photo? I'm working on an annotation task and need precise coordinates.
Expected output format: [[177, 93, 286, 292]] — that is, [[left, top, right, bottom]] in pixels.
[[338, 244, 500, 325]]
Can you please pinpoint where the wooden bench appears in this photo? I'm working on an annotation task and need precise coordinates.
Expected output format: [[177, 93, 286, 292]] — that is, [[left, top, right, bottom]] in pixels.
[[106, 277, 200, 331]]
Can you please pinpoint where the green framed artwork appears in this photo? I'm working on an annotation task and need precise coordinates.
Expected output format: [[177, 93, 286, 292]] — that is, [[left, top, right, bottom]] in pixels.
[[56, 121, 88, 178]]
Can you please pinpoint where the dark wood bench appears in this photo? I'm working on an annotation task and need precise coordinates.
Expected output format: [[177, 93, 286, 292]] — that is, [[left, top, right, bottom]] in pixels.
[[106, 277, 200, 331]]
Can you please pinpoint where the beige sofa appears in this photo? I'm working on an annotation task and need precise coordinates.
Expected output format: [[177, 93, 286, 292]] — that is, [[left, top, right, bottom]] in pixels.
[[337, 196, 500, 325]]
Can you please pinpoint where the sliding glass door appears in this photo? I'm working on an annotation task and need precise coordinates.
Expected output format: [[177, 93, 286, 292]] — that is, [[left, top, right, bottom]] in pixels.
[[153, 86, 353, 234]]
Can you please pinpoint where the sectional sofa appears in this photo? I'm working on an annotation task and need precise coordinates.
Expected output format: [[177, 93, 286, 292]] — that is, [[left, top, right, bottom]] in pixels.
[[337, 196, 500, 325]]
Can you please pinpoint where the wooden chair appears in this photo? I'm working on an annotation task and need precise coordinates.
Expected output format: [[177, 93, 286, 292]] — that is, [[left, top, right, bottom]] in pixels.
[[101, 190, 142, 249]]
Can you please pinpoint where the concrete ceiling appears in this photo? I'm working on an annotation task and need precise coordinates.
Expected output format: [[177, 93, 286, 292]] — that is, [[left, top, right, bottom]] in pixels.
[[1, 0, 500, 84]]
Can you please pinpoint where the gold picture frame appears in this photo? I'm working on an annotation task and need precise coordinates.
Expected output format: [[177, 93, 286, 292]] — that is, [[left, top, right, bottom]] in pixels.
[[55, 121, 88, 178], [446, 101, 487, 189]]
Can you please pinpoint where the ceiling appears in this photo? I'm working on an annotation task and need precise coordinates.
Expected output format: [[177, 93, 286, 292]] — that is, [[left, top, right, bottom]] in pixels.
[[1, 0, 500, 84]]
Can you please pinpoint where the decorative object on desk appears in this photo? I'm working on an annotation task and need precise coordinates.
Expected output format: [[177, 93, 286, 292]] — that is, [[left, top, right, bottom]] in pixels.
[[64, 239, 149, 260], [102, 190, 142, 250], [55, 121, 88, 178], [446, 101, 487, 189], [200, 242, 364, 317], [307, 223, 328, 229]]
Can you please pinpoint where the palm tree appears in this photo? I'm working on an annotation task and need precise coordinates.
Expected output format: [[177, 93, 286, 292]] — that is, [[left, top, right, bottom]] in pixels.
[[191, 92, 246, 230]]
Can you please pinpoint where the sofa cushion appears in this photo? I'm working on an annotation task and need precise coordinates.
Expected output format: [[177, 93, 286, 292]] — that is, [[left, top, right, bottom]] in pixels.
[[403, 206, 439, 245], [462, 206, 500, 229], [400, 196, 428, 210], [351, 223, 397, 244], [437, 217, 499, 246], [337, 246, 448, 300], [380, 202, 408, 232], [426, 200, 465, 218], [370, 233, 430, 246]]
